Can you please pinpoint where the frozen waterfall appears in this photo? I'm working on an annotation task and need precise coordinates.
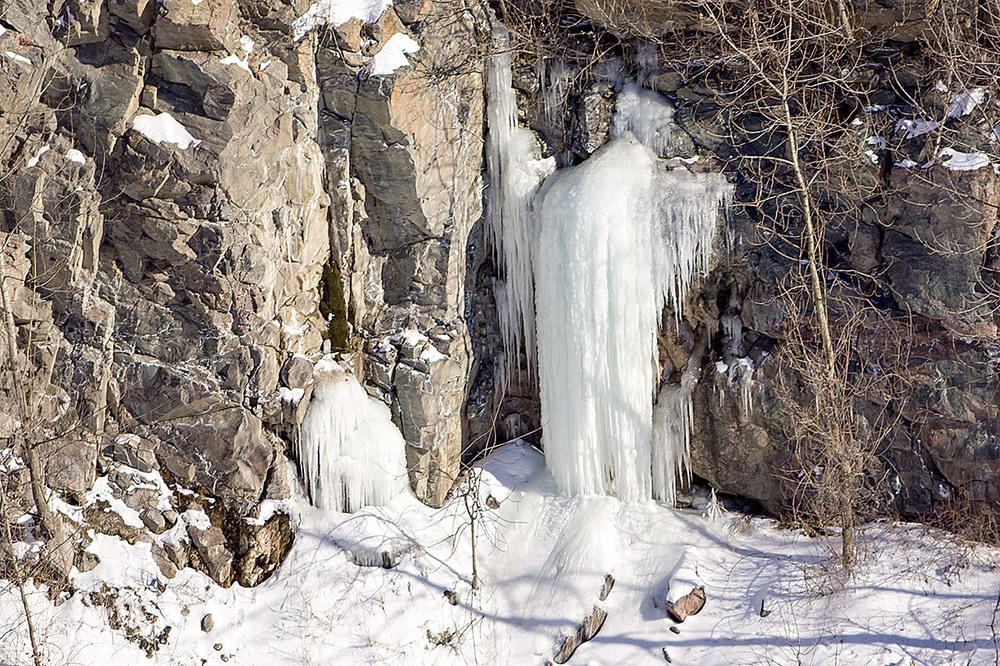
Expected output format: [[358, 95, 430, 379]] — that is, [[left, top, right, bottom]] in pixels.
[[485, 27, 555, 389], [534, 110, 731, 503], [484, 46, 731, 503], [297, 358, 408, 512]]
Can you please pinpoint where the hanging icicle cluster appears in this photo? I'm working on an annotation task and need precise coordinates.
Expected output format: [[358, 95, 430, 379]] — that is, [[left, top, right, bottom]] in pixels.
[[534, 95, 731, 503], [298, 358, 408, 512], [483, 37, 731, 503], [485, 26, 555, 391]]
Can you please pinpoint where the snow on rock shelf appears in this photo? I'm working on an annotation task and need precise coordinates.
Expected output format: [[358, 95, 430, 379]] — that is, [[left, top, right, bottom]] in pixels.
[[369, 33, 419, 76], [292, 0, 393, 40], [132, 112, 201, 150], [2, 442, 999, 665]]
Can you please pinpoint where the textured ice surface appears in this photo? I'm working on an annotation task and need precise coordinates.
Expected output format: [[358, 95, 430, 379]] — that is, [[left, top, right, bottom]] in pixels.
[[534, 136, 730, 502], [297, 358, 407, 512], [612, 82, 677, 157], [485, 29, 556, 390]]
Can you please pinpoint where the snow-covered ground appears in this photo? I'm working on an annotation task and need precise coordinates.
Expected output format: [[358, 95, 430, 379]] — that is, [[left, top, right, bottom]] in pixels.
[[2, 442, 998, 665]]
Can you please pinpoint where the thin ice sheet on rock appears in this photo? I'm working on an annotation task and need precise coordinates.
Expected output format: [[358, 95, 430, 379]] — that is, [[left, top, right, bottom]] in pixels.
[[938, 147, 992, 171], [297, 357, 407, 512], [946, 87, 986, 119], [612, 82, 678, 157]]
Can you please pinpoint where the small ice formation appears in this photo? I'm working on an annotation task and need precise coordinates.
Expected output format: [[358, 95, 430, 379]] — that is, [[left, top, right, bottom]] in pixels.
[[485, 26, 556, 390], [611, 82, 678, 157], [297, 358, 407, 512]]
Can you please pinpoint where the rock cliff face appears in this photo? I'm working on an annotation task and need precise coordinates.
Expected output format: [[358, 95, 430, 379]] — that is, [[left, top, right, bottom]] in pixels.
[[2, 0, 1000, 586], [0, 0, 482, 583]]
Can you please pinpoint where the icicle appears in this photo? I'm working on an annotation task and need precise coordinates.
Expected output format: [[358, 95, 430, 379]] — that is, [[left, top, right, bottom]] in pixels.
[[651, 382, 694, 504], [651, 337, 704, 504], [485, 26, 556, 391], [297, 358, 407, 512], [540, 58, 572, 129], [650, 167, 733, 320], [729, 357, 755, 417], [534, 93, 730, 502], [721, 313, 743, 358], [635, 41, 660, 88], [538, 57, 573, 165]]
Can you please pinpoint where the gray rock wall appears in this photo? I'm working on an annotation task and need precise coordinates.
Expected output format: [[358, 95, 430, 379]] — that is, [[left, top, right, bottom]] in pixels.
[[0, 0, 485, 541]]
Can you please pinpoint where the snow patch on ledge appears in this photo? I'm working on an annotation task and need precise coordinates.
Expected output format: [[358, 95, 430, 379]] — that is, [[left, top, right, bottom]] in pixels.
[[292, 0, 393, 41], [220, 53, 251, 72], [26, 145, 49, 168], [946, 87, 987, 119], [132, 112, 200, 150], [938, 147, 992, 171], [368, 33, 419, 76], [896, 118, 938, 139]]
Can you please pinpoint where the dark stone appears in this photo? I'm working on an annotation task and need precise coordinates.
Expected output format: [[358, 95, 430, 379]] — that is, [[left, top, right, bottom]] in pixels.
[[201, 613, 215, 632]]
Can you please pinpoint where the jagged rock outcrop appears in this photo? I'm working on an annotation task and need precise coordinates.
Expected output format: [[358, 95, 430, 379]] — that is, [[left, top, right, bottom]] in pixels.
[[0, 0, 486, 583]]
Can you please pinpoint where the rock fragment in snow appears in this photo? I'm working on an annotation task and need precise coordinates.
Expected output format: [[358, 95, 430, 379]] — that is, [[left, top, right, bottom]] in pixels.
[[201, 613, 214, 632], [151, 544, 178, 579], [600, 573, 615, 601], [552, 606, 608, 664], [163, 540, 189, 569], [187, 520, 233, 585], [664, 586, 706, 622], [140, 508, 166, 533]]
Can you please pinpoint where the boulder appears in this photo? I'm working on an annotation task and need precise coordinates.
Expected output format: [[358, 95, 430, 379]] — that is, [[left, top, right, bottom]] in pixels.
[[664, 587, 706, 623], [154, 0, 235, 51], [187, 520, 234, 586]]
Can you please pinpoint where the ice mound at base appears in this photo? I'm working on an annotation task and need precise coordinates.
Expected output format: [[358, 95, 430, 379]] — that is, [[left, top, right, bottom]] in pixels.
[[297, 357, 408, 512]]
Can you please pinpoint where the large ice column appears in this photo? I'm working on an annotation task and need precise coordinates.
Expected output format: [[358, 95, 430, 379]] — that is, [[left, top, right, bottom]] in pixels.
[[485, 27, 555, 390], [535, 139, 660, 501], [534, 111, 731, 502], [297, 358, 408, 512]]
